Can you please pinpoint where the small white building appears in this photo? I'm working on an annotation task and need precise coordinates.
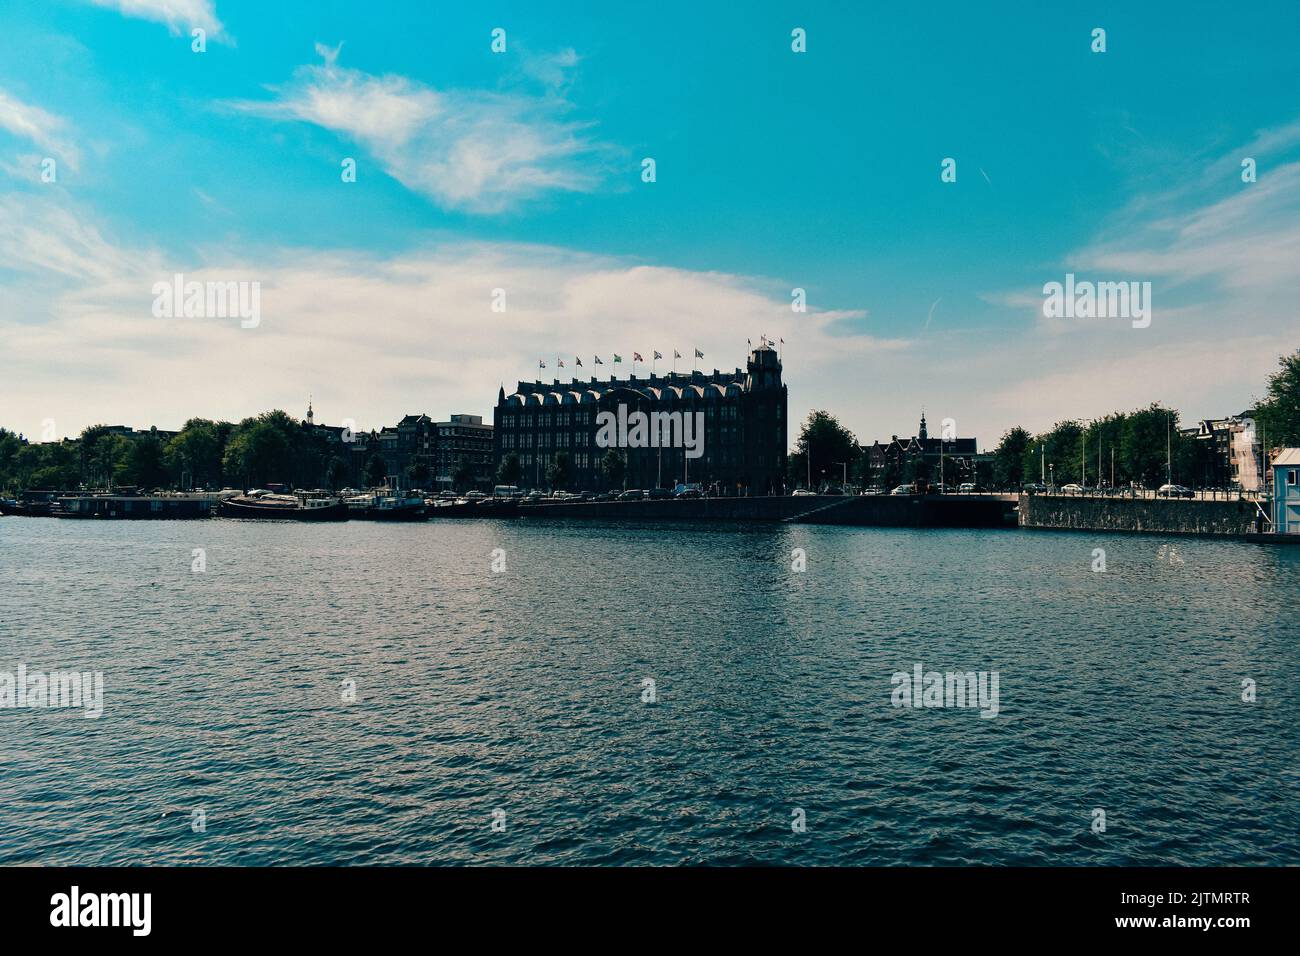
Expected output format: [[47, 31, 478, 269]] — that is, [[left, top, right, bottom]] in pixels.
[[1271, 448, 1300, 534]]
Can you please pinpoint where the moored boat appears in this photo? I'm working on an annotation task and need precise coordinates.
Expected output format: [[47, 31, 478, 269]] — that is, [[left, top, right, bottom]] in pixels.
[[355, 491, 427, 521], [217, 490, 348, 520], [50, 492, 218, 519]]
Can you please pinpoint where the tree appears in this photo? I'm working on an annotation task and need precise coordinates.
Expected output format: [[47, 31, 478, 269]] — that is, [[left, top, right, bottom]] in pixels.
[[326, 457, 350, 490], [496, 452, 522, 487], [406, 461, 431, 488], [125, 433, 168, 489], [364, 454, 387, 488], [794, 410, 859, 489], [600, 448, 626, 490], [1119, 405, 1176, 487], [1256, 348, 1300, 448], [0, 428, 22, 493], [222, 410, 303, 488], [546, 451, 572, 491], [165, 418, 227, 489], [452, 455, 475, 493], [992, 427, 1031, 489]]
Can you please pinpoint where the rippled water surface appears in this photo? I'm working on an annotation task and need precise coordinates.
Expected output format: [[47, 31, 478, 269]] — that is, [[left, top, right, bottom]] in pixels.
[[1, 516, 1296, 865]]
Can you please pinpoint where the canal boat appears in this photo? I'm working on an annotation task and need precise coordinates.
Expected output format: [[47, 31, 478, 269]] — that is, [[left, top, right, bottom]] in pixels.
[[217, 490, 348, 521], [50, 492, 218, 519]]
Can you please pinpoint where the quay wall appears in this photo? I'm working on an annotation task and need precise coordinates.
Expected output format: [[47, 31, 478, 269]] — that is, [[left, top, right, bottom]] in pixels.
[[1017, 494, 1258, 536]]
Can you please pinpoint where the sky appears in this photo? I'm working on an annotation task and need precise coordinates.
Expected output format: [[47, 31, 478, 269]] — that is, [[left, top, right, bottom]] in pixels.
[[1, 0, 1297, 448]]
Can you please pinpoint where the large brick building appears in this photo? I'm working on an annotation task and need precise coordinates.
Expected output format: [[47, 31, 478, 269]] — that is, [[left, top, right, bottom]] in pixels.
[[494, 345, 788, 494]]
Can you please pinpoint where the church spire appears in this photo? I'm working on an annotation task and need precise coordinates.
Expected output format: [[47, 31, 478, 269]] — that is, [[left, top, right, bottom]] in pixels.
[[918, 410, 927, 441], [306, 395, 314, 426]]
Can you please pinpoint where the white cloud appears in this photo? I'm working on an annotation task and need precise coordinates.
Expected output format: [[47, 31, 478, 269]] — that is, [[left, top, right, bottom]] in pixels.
[[230, 45, 608, 213], [0, 89, 80, 171], [83, 0, 225, 40], [0, 194, 902, 439]]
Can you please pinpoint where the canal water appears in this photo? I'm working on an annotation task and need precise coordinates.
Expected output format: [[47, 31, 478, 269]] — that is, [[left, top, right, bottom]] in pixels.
[[1, 516, 1295, 865]]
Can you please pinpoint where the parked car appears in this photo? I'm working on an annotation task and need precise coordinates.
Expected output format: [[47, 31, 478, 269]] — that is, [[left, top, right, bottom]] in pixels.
[[958, 482, 977, 493], [647, 488, 671, 500], [791, 488, 816, 497], [1157, 483, 1194, 499], [1022, 482, 1047, 494], [860, 486, 883, 496], [821, 485, 845, 496], [618, 489, 646, 500], [674, 488, 702, 499], [1061, 483, 1085, 494], [889, 485, 912, 496]]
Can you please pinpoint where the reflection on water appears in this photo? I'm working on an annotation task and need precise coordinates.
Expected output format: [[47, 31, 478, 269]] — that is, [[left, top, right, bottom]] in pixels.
[[0, 516, 1296, 865]]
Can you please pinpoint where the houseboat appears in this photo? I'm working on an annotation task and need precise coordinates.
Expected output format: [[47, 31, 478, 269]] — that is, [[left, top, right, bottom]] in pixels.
[[217, 490, 348, 521]]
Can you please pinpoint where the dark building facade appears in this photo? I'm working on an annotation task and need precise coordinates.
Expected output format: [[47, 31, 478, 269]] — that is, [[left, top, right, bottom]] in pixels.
[[865, 413, 981, 486], [494, 345, 788, 494], [433, 414, 494, 491]]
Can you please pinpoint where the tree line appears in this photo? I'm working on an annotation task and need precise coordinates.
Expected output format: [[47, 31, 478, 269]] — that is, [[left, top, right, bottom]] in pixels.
[[1, 411, 367, 493]]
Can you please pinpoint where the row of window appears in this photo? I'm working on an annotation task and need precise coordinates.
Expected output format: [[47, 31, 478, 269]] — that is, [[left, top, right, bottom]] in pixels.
[[498, 404, 774, 430]]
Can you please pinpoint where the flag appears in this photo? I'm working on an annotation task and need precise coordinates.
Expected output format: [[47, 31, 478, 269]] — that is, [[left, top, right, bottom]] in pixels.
[[558, 359, 565, 368], [594, 356, 603, 365], [539, 360, 545, 369], [576, 356, 583, 367], [653, 351, 663, 360], [747, 338, 751, 346], [779, 338, 784, 345], [633, 352, 644, 362], [674, 349, 681, 359], [613, 354, 622, 363], [695, 348, 704, 358]]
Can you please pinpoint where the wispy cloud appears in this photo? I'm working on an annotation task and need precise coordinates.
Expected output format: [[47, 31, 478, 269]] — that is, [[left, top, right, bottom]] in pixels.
[[229, 43, 609, 213], [0, 88, 80, 171], [0, 193, 897, 437], [82, 0, 226, 40]]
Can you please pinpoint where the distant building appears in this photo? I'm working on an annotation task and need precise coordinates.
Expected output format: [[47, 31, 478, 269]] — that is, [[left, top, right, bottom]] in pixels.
[[493, 345, 788, 494], [1270, 448, 1300, 534], [1181, 412, 1263, 489], [300, 404, 490, 490], [865, 413, 980, 486], [434, 414, 494, 491]]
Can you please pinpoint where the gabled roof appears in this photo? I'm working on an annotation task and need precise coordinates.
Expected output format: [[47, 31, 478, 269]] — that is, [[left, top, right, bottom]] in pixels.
[[1273, 448, 1300, 466]]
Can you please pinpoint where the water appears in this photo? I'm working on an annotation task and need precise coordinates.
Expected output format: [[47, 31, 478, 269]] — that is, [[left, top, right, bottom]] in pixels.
[[1, 516, 1296, 865]]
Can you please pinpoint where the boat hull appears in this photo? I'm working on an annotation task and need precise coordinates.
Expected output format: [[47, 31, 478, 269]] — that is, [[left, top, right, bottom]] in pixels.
[[218, 499, 348, 521], [359, 504, 427, 521]]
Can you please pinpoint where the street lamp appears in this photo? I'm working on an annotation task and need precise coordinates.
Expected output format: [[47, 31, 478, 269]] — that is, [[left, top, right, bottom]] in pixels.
[[1049, 463, 1055, 491]]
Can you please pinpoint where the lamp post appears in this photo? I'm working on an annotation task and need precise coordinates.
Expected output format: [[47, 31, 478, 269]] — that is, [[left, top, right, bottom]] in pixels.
[[1049, 462, 1055, 491]]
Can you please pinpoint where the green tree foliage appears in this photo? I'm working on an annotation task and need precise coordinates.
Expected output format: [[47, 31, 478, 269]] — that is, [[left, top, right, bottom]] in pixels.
[[794, 410, 859, 489], [1255, 348, 1300, 448], [600, 448, 626, 490], [164, 418, 228, 489], [406, 461, 431, 488], [452, 455, 476, 492], [222, 410, 304, 488], [126, 433, 168, 489], [363, 454, 387, 488], [496, 452, 522, 486], [326, 457, 350, 490], [992, 426, 1032, 488], [546, 451, 572, 491]]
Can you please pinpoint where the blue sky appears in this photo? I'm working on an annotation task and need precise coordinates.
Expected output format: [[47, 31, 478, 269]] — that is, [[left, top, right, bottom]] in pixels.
[[1, 0, 1297, 445]]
